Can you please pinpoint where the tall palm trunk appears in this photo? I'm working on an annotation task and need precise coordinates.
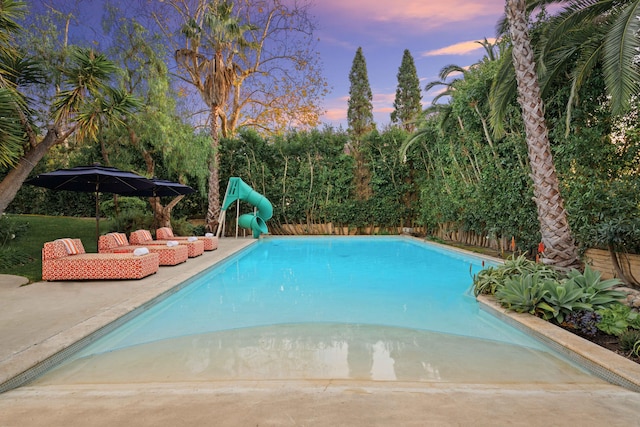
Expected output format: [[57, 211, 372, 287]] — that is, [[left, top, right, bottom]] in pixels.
[[205, 106, 222, 233], [505, 0, 580, 269]]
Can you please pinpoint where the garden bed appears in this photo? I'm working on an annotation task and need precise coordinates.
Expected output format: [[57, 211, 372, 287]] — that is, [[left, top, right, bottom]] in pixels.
[[561, 325, 640, 365]]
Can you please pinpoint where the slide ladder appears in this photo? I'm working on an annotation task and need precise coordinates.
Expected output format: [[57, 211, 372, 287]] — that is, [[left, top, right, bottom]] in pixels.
[[216, 177, 273, 238]]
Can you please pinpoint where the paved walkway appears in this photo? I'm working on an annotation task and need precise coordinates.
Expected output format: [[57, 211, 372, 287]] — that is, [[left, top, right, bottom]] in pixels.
[[1, 238, 640, 426]]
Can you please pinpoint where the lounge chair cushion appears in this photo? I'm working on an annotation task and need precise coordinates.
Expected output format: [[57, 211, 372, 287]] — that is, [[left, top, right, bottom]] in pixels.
[[157, 227, 175, 238], [98, 232, 188, 266], [56, 238, 82, 255], [42, 239, 159, 281], [131, 229, 204, 258], [156, 227, 218, 251], [112, 232, 128, 246]]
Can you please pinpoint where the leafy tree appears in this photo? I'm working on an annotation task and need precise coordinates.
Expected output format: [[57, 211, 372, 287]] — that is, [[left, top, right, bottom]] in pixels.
[[347, 47, 374, 200], [220, 0, 328, 134], [170, 0, 255, 232], [151, 0, 327, 136], [152, 0, 326, 232], [391, 49, 422, 132], [414, 38, 506, 168], [0, 3, 140, 215], [505, 0, 580, 269], [101, 8, 209, 228]]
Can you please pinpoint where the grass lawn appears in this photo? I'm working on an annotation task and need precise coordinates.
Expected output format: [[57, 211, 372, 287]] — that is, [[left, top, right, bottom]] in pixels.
[[0, 214, 113, 283]]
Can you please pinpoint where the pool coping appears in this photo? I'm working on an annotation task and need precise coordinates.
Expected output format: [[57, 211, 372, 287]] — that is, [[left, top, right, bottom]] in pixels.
[[1, 235, 639, 394], [0, 237, 258, 394], [478, 295, 640, 392], [415, 237, 640, 392]]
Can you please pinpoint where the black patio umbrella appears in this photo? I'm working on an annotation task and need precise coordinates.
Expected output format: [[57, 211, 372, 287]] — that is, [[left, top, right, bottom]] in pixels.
[[25, 163, 155, 248], [120, 177, 196, 198]]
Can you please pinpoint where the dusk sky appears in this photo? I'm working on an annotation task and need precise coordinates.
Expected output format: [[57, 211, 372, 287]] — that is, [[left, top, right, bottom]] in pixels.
[[313, 0, 504, 128], [31, 0, 506, 130]]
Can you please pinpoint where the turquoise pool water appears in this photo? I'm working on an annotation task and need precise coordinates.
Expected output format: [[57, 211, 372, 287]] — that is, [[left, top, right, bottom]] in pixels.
[[33, 237, 604, 385]]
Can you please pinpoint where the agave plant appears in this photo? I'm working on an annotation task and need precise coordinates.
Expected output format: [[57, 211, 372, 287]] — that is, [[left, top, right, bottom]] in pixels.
[[473, 254, 558, 296], [495, 273, 550, 315], [472, 266, 505, 296], [564, 265, 627, 309], [538, 280, 591, 324], [500, 254, 559, 279]]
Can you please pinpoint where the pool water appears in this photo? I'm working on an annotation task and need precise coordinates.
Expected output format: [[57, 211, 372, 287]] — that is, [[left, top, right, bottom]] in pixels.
[[33, 237, 605, 385]]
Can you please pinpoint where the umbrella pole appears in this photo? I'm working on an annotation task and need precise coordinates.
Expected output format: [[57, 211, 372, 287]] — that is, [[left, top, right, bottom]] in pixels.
[[95, 189, 100, 252]]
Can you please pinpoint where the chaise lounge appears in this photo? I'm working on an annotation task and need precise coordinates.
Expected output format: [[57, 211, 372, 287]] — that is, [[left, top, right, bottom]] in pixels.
[[156, 227, 218, 251], [130, 229, 205, 258], [98, 232, 189, 266], [42, 238, 159, 281]]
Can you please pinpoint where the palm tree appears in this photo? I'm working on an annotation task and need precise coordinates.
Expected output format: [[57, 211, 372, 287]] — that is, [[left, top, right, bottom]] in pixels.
[[493, 0, 640, 134], [0, 7, 140, 216], [419, 39, 504, 167], [505, 0, 580, 269], [0, 0, 33, 168], [534, 0, 640, 131], [174, 0, 256, 233]]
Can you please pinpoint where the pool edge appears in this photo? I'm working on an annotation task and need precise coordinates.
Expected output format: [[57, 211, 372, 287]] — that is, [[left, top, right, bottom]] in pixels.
[[0, 238, 259, 394], [2, 236, 639, 394], [478, 295, 640, 392]]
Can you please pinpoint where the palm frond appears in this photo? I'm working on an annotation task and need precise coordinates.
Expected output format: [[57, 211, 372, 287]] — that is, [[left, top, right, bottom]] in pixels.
[[0, 0, 26, 56], [424, 80, 448, 93], [602, 0, 640, 115], [489, 47, 516, 138], [0, 87, 26, 167], [430, 89, 454, 105], [74, 89, 142, 141], [438, 64, 466, 80], [565, 38, 604, 134], [399, 123, 436, 161], [540, 0, 611, 61], [64, 48, 117, 95]]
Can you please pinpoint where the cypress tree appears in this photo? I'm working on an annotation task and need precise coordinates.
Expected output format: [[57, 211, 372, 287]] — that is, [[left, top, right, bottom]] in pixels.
[[391, 49, 422, 132], [346, 47, 374, 200], [347, 47, 374, 141]]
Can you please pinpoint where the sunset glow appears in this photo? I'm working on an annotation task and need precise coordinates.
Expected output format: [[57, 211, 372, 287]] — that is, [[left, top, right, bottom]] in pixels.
[[314, 1, 506, 127]]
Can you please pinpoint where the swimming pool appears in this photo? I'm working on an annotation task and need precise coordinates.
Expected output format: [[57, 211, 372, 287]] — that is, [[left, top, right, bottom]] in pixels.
[[32, 237, 604, 385]]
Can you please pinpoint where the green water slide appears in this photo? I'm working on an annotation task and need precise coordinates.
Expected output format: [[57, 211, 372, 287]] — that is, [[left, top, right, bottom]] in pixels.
[[221, 177, 273, 238]]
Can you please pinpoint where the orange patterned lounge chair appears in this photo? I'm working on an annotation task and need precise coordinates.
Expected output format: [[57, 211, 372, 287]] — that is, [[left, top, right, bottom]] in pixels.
[[98, 232, 189, 266], [156, 227, 218, 251], [42, 238, 159, 281], [130, 229, 205, 258]]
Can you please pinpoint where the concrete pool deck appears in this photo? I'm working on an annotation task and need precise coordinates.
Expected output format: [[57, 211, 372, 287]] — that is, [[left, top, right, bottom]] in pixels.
[[1, 237, 640, 426]]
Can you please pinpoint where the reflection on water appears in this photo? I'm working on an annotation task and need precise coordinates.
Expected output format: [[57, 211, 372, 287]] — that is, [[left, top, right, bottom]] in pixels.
[[33, 323, 604, 386]]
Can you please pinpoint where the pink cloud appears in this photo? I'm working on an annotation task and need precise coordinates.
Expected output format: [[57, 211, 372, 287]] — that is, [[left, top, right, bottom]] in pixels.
[[423, 38, 497, 56], [321, 92, 402, 126], [323, 108, 347, 122], [314, 0, 504, 32]]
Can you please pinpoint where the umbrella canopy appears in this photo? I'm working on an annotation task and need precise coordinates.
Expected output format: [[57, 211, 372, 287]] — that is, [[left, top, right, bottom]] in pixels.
[[25, 164, 154, 248], [121, 178, 196, 198]]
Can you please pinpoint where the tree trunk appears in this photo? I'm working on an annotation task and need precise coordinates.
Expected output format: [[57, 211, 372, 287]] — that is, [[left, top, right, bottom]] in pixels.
[[0, 128, 62, 215], [353, 147, 372, 200], [151, 195, 184, 230], [206, 106, 222, 233], [506, 0, 580, 270], [608, 244, 640, 289]]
